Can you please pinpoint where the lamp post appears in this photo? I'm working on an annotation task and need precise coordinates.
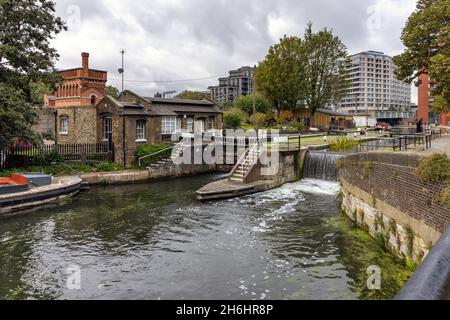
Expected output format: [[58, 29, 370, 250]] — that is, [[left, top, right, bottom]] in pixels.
[[252, 65, 256, 115], [118, 49, 125, 100]]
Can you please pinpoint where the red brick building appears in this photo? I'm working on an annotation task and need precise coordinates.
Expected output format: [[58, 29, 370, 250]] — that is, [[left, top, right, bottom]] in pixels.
[[44, 52, 108, 144], [418, 73, 449, 126], [52, 52, 107, 107]]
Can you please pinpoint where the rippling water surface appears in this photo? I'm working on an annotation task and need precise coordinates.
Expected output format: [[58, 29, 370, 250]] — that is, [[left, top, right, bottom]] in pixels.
[[0, 174, 412, 300]]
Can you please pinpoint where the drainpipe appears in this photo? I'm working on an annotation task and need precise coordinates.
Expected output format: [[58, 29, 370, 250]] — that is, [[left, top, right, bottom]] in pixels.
[[54, 110, 58, 145], [122, 115, 126, 167], [395, 226, 450, 300]]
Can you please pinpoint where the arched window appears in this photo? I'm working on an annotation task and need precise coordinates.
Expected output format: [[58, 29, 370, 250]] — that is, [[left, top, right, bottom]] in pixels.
[[90, 95, 96, 105], [60, 116, 68, 135]]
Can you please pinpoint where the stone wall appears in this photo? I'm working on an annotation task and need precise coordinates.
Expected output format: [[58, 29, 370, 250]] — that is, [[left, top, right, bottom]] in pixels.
[[338, 152, 450, 262], [56, 106, 97, 144]]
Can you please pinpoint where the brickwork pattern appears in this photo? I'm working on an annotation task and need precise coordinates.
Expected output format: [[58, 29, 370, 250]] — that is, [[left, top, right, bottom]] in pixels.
[[339, 153, 450, 233]]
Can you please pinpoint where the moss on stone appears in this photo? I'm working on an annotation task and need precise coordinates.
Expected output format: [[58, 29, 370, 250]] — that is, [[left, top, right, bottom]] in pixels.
[[404, 226, 414, 256]]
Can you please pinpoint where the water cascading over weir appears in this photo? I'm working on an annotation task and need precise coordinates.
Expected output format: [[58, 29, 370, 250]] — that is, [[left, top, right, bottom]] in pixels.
[[303, 151, 345, 181]]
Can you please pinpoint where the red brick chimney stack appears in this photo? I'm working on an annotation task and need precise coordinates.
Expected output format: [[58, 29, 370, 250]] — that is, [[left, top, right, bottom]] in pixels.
[[81, 52, 89, 73]]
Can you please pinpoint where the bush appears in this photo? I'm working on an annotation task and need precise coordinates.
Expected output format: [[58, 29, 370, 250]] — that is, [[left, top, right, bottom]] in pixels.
[[249, 112, 266, 129], [277, 111, 294, 124], [294, 122, 305, 131], [233, 93, 271, 115], [223, 110, 244, 129], [441, 185, 450, 209], [135, 143, 172, 166], [30, 149, 63, 166], [329, 137, 359, 152], [264, 112, 276, 127], [416, 153, 449, 183]]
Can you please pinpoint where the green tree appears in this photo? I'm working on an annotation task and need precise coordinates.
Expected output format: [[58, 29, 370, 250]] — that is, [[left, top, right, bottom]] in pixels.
[[393, 0, 450, 112], [256, 24, 349, 115], [248, 112, 266, 129], [223, 111, 242, 130], [255, 35, 306, 113], [175, 90, 210, 100], [105, 85, 120, 99], [0, 0, 65, 148], [233, 93, 271, 115], [220, 100, 234, 111], [303, 22, 350, 114]]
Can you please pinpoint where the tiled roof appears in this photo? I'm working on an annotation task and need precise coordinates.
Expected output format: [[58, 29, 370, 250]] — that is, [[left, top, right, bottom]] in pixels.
[[148, 104, 221, 116], [143, 96, 213, 105]]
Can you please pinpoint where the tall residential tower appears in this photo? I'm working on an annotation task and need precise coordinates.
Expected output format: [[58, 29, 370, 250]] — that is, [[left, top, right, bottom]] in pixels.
[[339, 51, 411, 117]]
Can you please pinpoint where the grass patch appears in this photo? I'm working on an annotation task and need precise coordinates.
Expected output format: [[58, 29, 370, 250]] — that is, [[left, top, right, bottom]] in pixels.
[[329, 137, 359, 152], [0, 161, 124, 176]]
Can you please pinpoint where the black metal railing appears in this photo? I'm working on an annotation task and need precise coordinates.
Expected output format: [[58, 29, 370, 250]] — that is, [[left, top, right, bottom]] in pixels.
[[357, 134, 432, 152], [0, 142, 114, 171]]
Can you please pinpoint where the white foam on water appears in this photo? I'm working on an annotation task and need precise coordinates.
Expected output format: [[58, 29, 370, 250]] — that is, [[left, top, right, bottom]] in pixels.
[[284, 178, 340, 196], [226, 178, 339, 234]]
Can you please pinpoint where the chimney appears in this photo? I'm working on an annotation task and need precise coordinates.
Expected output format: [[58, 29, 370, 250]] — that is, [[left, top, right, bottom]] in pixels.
[[81, 52, 89, 71]]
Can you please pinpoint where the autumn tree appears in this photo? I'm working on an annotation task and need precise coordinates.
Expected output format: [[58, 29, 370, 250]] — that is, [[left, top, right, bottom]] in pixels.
[[393, 0, 450, 112]]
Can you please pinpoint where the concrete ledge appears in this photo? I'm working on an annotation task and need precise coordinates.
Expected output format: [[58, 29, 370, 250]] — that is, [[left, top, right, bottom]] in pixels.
[[80, 164, 218, 186], [341, 178, 442, 246]]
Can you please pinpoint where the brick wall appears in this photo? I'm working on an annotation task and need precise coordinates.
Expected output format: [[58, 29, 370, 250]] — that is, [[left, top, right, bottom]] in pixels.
[[339, 152, 450, 233]]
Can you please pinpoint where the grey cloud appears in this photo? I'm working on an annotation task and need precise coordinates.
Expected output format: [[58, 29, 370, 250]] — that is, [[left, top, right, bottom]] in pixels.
[[51, 0, 418, 99]]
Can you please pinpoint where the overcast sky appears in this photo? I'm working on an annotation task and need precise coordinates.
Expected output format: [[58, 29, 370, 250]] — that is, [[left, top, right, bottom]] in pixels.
[[52, 0, 419, 102]]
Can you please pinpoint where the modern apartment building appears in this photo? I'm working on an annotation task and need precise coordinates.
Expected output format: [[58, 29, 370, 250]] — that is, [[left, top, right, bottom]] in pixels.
[[208, 66, 255, 103], [339, 51, 411, 118]]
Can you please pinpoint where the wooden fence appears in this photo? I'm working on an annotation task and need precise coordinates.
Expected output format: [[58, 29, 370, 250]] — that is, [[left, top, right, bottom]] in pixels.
[[0, 142, 114, 171]]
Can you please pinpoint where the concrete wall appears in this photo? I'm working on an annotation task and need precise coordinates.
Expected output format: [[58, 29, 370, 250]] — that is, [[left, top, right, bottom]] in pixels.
[[338, 152, 450, 262]]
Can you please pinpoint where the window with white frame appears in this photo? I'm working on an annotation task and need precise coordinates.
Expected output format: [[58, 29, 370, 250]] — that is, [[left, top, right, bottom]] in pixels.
[[103, 116, 112, 140], [161, 116, 177, 134], [176, 117, 182, 132], [186, 118, 194, 133], [208, 118, 214, 130], [136, 120, 146, 141], [60, 116, 68, 134]]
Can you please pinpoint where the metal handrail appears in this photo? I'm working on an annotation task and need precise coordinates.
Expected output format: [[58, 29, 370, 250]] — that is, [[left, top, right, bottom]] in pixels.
[[229, 136, 264, 179], [138, 146, 174, 167]]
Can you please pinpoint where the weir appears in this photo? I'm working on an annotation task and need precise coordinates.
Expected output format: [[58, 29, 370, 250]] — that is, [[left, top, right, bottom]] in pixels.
[[303, 151, 344, 181]]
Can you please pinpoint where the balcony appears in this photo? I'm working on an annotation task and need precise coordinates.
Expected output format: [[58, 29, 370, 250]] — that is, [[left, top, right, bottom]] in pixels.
[[375, 111, 415, 119]]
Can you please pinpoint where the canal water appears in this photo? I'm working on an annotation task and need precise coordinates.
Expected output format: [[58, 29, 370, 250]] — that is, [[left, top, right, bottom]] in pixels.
[[0, 174, 412, 300]]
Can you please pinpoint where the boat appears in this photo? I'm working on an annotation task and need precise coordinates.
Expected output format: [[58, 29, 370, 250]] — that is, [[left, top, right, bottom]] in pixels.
[[0, 173, 81, 215], [0, 173, 29, 195]]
